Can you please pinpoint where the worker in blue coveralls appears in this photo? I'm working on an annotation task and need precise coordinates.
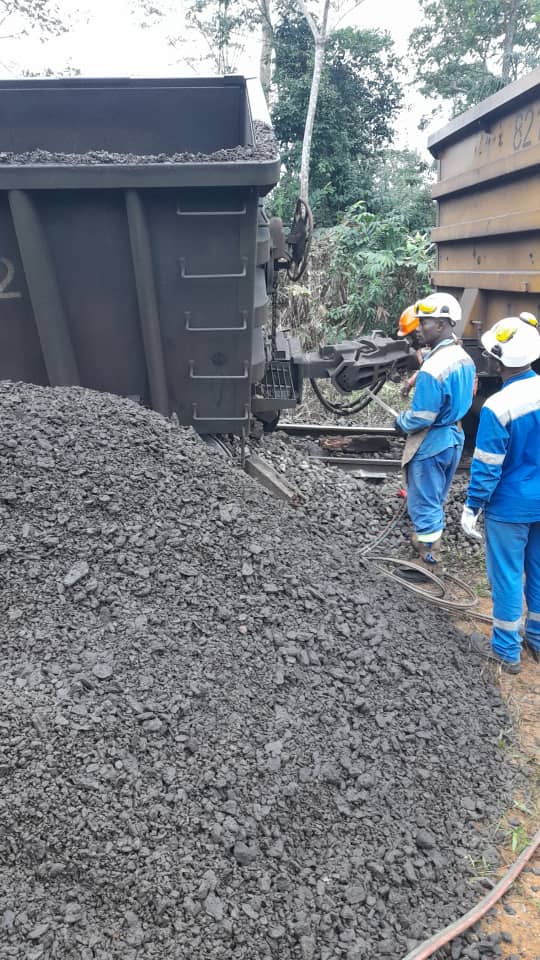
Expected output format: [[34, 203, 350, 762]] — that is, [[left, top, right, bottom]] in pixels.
[[395, 293, 476, 568], [461, 314, 540, 674]]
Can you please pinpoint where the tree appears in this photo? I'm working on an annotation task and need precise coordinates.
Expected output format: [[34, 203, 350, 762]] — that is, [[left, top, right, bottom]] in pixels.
[[295, 0, 330, 201], [410, 0, 540, 118], [366, 148, 436, 234], [270, 7, 402, 224], [134, 0, 276, 92], [293, 0, 367, 201], [258, 0, 274, 94], [182, 0, 250, 74], [0, 0, 64, 40], [325, 202, 435, 336]]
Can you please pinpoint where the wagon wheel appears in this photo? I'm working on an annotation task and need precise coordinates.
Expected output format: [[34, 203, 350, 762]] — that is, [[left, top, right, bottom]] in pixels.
[[287, 197, 313, 282]]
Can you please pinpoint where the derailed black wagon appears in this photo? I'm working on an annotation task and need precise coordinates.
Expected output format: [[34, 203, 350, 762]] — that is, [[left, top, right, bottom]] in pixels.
[[0, 75, 411, 437], [0, 77, 285, 434]]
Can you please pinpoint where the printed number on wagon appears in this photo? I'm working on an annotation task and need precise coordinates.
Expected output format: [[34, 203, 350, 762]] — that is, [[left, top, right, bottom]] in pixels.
[[512, 108, 535, 151], [0, 257, 21, 299]]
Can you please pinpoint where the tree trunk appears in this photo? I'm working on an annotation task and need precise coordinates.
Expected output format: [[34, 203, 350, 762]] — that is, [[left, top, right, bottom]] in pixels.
[[259, 0, 273, 96], [300, 36, 326, 201], [501, 0, 520, 83]]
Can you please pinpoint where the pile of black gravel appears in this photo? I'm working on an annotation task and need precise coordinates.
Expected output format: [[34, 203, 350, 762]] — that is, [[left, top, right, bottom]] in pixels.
[[0, 121, 278, 167], [0, 384, 517, 960], [258, 430, 484, 566]]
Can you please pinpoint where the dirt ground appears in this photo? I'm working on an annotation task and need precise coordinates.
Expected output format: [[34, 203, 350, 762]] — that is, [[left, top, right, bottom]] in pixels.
[[458, 596, 540, 960]]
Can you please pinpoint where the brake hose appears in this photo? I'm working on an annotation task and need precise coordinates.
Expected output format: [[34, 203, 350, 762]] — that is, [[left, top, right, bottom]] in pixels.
[[402, 827, 540, 960], [309, 375, 386, 417]]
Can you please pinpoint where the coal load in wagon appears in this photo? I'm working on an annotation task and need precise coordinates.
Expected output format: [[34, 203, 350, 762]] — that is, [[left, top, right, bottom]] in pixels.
[[0, 120, 278, 166], [0, 383, 516, 960]]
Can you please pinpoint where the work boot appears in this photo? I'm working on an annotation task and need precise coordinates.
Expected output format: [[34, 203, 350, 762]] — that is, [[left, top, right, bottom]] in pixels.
[[411, 533, 441, 566], [396, 534, 441, 583], [523, 639, 540, 664], [470, 631, 521, 674]]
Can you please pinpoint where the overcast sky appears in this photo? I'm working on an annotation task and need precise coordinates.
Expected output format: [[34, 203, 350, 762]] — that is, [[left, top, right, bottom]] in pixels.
[[0, 0, 445, 147]]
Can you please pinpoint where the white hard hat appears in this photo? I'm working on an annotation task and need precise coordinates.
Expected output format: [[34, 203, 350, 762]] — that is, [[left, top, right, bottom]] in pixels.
[[413, 293, 462, 326], [482, 317, 540, 368]]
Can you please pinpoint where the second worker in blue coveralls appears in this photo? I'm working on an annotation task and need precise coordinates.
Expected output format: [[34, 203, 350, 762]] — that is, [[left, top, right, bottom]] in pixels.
[[395, 293, 476, 567], [461, 315, 540, 674]]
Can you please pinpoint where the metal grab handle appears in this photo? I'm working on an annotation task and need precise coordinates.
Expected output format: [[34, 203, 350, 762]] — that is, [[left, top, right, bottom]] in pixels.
[[192, 403, 250, 423], [179, 257, 247, 280], [184, 310, 248, 333], [189, 361, 249, 380], [177, 204, 247, 217]]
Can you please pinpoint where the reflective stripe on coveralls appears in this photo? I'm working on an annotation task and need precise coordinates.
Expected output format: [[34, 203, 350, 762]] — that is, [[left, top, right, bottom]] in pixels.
[[396, 341, 476, 460], [492, 617, 523, 631], [467, 371, 540, 522], [397, 340, 475, 543], [484, 517, 540, 662], [406, 445, 463, 542], [526, 605, 540, 648], [472, 448, 505, 466]]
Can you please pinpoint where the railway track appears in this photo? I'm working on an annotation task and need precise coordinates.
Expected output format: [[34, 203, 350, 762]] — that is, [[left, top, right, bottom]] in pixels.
[[315, 453, 472, 477], [277, 421, 472, 478], [316, 455, 402, 477], [278, 423, 401, 480], [277, 421, 399, 438]]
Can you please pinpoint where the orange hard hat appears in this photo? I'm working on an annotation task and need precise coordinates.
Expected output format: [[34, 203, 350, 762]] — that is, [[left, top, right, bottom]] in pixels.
[[397, 304, 419, 338]]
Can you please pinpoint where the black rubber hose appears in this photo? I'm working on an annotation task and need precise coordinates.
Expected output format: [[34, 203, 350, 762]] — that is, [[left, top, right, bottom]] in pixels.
[[309, 376, 386, 416]]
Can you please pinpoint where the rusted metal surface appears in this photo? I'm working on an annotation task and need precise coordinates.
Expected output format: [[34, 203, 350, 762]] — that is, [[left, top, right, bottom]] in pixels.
[[320, 435, 391, 453], [429, 66, 540, 340]]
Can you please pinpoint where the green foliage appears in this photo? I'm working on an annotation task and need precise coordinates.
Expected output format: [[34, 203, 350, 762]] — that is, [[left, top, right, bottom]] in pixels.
[[271, 4, 402, 225], [410, 0, 540, 118], [325, 202, 435, 337], [510, 823, 530, 855], [266, 171, 301, 222], [365, 148, 436, 234]]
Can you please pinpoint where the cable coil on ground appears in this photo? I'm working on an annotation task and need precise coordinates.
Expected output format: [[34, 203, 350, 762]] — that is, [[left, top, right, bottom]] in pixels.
[[358, 495, 492, 622]]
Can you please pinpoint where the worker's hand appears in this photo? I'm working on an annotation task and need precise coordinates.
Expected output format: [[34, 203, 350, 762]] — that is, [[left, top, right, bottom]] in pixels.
[[394, 418, 407, 437], [460, 505, 482, 541], [400, 381, 412, 398], [401, 370, 419, 398]]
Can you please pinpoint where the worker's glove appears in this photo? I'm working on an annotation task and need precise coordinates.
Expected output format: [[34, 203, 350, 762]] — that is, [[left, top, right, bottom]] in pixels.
[[394, 418, 407, 437], [460, 505, 482, 541]]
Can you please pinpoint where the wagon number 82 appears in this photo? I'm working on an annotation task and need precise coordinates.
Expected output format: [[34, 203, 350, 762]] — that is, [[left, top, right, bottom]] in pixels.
[[513, 108, 539, 151]]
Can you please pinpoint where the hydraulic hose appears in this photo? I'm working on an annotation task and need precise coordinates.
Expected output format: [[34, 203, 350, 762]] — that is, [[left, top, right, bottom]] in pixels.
[[368, 557, 480, 613], [309, 375, 386, 417], [358, 496, 407, 557], [401, 826, 540, 960]]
